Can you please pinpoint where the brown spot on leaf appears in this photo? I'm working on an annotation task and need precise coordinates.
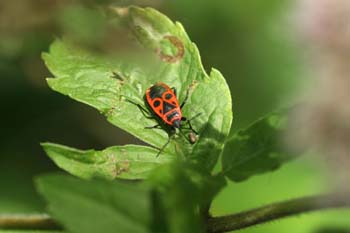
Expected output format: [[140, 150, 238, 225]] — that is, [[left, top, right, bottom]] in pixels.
[[105, 106, 115, 117], [111, 7, 129, 17], [106, 154, 118, 179], [189, 80, 199, 90], [156, 35, 185, 63], [116, 160, 130, 175], [111, 71, 125, 84]]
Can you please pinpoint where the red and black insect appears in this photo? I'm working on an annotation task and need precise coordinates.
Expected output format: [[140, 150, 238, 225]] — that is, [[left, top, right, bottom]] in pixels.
[[126, 82, 200, 156], [146, 82, 183, 128]]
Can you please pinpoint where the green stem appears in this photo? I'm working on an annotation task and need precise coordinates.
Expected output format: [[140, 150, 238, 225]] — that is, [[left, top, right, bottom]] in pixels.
[[207, 192, 350, 233], [0, 214, 62, 230]]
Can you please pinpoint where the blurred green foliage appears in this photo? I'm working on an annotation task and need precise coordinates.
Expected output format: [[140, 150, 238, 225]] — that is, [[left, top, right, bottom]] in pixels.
[[222, 109, 295, 182], [36, 174, 152, 233], [0, 1, 349, 233]]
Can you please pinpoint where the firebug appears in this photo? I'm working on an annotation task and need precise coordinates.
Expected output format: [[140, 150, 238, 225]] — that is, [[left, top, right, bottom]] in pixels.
[[126, 82, 200, 156]]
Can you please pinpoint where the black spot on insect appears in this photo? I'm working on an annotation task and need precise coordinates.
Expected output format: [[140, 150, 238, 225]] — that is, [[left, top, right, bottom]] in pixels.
[[149, 85, 167, 99], [153, 100, 161, 107], [163, 102, 175, 114], [165, 93, 172, 100]]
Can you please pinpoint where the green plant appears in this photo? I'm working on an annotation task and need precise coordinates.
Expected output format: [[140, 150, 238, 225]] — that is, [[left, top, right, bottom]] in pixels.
[[1, 6, 349, 233]]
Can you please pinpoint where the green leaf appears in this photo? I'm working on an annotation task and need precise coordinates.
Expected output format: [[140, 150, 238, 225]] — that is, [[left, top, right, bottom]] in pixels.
[[148, 164, 202, 233], [148, 163, 226, 233], [42, 6, 232, 171], [41, 142, 174, 180], [36, 174, 152, 233], [222, 110, 297, 182]]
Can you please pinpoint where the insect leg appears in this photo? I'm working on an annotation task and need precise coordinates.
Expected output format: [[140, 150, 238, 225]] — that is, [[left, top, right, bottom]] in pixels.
[[145, 124, 162, 129], [177, 126, 198, 144], [187, 112, 202, 121], [185, 120, 198, 134], [156, 136, 171, 157], [125, 99, 154, 119], [171, 87, 177, 97], [181, 113, 202, 134]]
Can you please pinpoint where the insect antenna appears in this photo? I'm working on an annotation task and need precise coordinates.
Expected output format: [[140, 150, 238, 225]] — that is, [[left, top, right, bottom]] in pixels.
[[124, 98, 154, 119], [188, 112, 202, 121], [181, 112, 202, 134]]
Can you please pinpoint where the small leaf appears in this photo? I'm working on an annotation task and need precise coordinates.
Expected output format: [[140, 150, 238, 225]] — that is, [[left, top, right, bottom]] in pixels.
[[36, 174, 152, 233], [42, 6, 232, 171], [41, 142, 173, 180], [222, 110, 297, 182]]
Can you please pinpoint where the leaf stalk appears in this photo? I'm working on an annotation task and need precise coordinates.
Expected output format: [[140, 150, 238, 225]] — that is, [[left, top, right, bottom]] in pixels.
[[207, 192, 350, 233], [0, 214, 62, 230]]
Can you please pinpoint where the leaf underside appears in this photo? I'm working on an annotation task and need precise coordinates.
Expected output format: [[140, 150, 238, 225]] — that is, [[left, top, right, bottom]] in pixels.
[[222, 110, 298, 182]]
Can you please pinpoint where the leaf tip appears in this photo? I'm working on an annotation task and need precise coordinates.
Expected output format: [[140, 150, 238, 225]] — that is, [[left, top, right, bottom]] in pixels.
[[40, 142, 55, 149], [45, 77, 58, 90], [209, 68, 223, 77], [40, 142, 51, 152], [41, 52, 49, 61]]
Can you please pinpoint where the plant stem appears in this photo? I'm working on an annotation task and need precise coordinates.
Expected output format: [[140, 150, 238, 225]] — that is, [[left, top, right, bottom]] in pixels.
[[2, 193, 350, 231], [0, 214, 62, 230], [207, 192, 350, 233]]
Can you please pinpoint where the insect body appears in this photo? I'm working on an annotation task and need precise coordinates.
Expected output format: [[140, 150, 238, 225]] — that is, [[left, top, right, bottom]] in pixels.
[[145, 82, 182, 129], [126, 82, 200, 156]]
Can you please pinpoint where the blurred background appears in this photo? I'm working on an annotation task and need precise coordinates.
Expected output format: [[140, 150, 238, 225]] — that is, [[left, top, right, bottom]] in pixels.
[[1, 0, 349, 232]]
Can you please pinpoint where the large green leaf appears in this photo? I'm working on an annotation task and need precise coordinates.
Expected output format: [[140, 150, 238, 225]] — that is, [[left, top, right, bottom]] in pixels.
[[42, 6, 232, 171], [41, 143, 174, 180], [222, 110, 298, 182], [36, 174, 152, 233]]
